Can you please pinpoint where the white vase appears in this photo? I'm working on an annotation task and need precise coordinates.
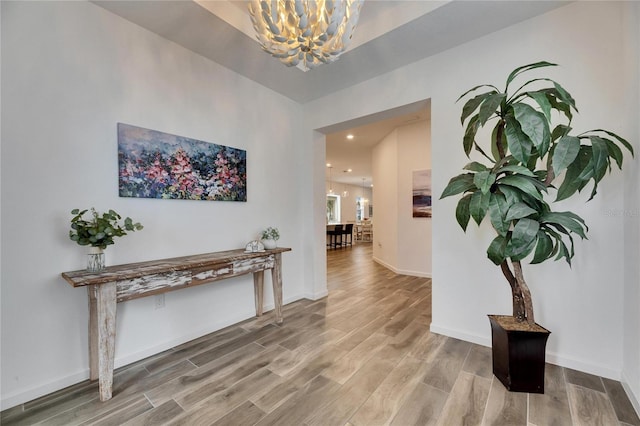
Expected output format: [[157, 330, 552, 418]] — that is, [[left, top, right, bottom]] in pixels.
[[87, 247, 105, 272], [262, 239, 277, 250]]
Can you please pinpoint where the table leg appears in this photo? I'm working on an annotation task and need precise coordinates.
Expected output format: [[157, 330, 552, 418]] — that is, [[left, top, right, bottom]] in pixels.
[[87, 283, 117, 401], [271, 253, 283, 324], [253, 270, 264, 317]]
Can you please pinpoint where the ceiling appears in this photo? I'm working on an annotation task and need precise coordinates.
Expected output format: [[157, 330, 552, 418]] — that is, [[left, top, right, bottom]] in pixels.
[[93, 0, 568, 186], [94, 0, 568, 104]]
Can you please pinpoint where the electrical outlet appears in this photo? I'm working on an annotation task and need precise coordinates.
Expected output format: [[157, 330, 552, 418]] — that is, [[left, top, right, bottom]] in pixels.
[[154, 294, 165, 310]]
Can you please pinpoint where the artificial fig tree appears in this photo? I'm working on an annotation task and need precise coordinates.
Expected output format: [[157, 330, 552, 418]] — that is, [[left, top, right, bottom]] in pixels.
[[441, 61, 634, 327]]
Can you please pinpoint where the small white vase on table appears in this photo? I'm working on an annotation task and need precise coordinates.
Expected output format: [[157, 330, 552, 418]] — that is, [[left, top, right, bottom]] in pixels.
[[260, 226, 280, 250]]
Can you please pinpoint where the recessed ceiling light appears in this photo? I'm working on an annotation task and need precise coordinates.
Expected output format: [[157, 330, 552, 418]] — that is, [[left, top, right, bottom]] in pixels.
[[346, 134, 354, 140]]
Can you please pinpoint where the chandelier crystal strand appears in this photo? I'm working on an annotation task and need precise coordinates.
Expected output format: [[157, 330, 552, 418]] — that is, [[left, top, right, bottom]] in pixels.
[[248, 0, 364, 71]]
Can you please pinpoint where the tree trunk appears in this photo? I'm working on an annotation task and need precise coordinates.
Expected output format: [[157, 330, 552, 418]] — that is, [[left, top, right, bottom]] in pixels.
[[500, 259, 535, 324], [496, 121, 506, 159], [500, 260, 526, 321], [512, 260, 535, 325]]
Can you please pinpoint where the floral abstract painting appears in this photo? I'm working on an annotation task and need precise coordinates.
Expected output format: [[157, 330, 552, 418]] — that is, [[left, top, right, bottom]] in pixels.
[[412, 169, 432, 217], [118, 123, 247, 201]]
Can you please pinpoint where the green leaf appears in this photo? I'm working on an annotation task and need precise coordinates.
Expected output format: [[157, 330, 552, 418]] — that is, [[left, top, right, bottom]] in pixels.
[[589, 136, 610, 182], [495, 164, 536, 177], [545, 90, 573, 122], [469, 190, 491, 225], [487, 235, 508, 265], [478, 93, 506, 126], [540, 212, 588, 239], [456, 84, 500, 103], [531, 231, 554, 264], [552, 136, 580, 176], [547, 224, 576, 258], [440, 174, 475, 199], [561, 210, 588, 230], [505, 61, 557, 89], [473, 171, 496, 194], [489, 193, 509, 236], [556, 146, 592, 201], [589, 129, 634, 157], [604, 137, 624, 169], [552, 238, 570, 265], [551, 124, 572, 142], [456, 194, 473, 231], [504, 115, 533, 164], [463, 162, 489, 172], [505, 202, 538, 222], [552, 81, 577, 112], [498, 175, 545, 201], [461, 92, 494, 125], [463, 115, 480, 157], [507, 218, 539, 260], [498, 185, 522, 205], [513, 102, 551, 156], [527, 90, 552, 121]]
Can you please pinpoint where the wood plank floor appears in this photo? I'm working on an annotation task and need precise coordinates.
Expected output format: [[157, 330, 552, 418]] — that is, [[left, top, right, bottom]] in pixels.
[[3, 243, 639, 425]]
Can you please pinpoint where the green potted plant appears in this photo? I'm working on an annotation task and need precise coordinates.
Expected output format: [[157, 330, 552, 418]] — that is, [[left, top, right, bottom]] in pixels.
[[441, 61, 633, 393], [260, 226, 280, 250], [69, 208, 143, 271]]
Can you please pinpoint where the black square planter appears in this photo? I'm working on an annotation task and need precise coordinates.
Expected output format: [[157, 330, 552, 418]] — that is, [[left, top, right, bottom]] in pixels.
[[488, 315, 551, 393]]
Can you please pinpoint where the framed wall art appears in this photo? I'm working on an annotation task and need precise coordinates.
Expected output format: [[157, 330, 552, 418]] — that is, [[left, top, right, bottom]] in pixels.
[[118, 123, 247, 201], [412, 169, 432, 218]]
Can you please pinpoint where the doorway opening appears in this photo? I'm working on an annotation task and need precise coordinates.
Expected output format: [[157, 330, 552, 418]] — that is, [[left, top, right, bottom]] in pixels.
[[317, 99, 432, 283]]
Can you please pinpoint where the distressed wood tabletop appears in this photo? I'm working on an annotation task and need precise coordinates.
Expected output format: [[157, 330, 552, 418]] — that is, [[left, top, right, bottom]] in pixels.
[[62, 247, 292, 287]]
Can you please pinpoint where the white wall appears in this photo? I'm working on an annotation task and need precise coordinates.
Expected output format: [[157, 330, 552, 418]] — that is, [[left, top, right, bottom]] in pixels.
[[622, 1, 640, 413], [1, 1, 307, 408], [372, 120, 432, 277], [304, 1, 638, 409], [372, 129, 399, 267], [396, 121, 431, 277]]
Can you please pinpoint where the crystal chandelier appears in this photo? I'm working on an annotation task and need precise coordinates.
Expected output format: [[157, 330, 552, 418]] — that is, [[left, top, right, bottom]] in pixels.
[[248, 0, 364, 71]]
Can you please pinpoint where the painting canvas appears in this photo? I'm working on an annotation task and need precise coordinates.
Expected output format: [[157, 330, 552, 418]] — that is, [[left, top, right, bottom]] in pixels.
[[118, 123, 247, 201], [413, 169, 432, 217]]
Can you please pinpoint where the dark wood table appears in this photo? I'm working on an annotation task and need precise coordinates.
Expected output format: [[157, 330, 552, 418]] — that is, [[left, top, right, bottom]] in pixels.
[[62, 247, 291, 401]]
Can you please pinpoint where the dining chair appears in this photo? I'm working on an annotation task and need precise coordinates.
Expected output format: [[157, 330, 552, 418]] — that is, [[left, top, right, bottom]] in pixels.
[[361, 224, 372, 241], [341, 223, 354, 247], [355, 224, 363, 241], [327, 224, 343, 249]]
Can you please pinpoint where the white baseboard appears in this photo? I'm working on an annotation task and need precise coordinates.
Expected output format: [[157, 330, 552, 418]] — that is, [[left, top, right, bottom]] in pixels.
[[372, 257, 432, 278], [430, 323, 490, 348], [303, 290, 328, 300], [1, 370, 91, 412], [0, 294, 305, 410], [430, 322, 621, 381], [621, 372, 640, 419]]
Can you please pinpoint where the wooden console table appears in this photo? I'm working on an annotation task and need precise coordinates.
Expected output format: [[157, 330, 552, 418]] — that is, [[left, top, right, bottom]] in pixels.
[[62, 247, 291, 401]]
